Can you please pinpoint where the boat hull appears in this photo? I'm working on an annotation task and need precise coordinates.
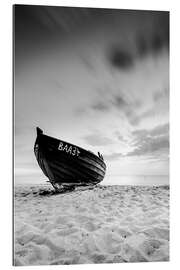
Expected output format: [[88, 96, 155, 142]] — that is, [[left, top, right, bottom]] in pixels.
[[34, 128, 106, 189]]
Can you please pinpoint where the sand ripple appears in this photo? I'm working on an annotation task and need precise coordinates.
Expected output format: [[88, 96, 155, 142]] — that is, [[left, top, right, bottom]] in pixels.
[[14, 184, 169, 265]]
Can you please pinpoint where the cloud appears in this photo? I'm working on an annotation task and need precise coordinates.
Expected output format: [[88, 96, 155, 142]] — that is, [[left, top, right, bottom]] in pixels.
[[136, 12, 169, 57], [109, 48, 134, 70], [153, 13, 169, 50], [137, 13, 169, 57], [112, 94, 144, 126], [104, 123, 169, 162], [89, 85, 168, 127], [106, 86, 169, 125], [138, 108, 156, 120], [112, 95, 141, 126], [91, 102, 109, 112], [83, 133, 114, 146], [113, 95, 128, 108], [136, 33, 169, 58], [104, 152, 123, 161], [127, 135, 169, 157], [133, 123, 169, 138], [90, 93, 141, 126], [108, 12, 169, 70], [136, 35, 148, 58], [114, 131, 128, 143], [127, 123, 169, 156], [153, 87, 169, 102], [134, 90, 169, 123]]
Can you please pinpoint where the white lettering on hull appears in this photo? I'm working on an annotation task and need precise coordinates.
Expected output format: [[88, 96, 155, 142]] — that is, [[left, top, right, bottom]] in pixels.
[[58, 142, 80, 157]]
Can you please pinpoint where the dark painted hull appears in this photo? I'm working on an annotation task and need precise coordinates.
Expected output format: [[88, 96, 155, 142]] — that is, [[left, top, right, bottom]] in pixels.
[[34, 128, 106, 190]]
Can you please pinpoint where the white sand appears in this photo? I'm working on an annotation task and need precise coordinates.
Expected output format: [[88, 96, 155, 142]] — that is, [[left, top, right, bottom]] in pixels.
[[14, 184, 169, 265]]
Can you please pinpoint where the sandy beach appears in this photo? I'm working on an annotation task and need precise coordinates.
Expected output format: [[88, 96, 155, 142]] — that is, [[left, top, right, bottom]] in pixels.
[[14, 184, 169, 265]]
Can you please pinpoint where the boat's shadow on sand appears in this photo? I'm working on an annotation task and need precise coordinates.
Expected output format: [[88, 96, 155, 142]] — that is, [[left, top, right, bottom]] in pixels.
[[39, 185, 100, 196], [15, 185, 105, 198], [15, 186, 70, 198], [38, 189, 61, 196]]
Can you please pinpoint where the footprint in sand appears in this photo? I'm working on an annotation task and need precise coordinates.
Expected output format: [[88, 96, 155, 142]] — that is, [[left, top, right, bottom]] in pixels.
[[90, 253, 107, 263], [117, 228, 132, 239], [139, 238, 166, 258]]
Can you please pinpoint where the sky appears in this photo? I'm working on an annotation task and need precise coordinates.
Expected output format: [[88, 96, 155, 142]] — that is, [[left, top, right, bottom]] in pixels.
[[14, 5, 169, 185]]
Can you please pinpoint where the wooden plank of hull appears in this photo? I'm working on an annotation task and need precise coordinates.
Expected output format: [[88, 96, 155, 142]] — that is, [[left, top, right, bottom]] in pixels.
[[37, 148, 104, 185], [49, 160, 104, 183], [49, 153, 105, 178], [34, 129, 106, 186]]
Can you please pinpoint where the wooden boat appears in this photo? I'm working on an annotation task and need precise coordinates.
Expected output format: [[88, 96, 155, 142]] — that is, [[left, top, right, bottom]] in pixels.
[[34, 127, 106, 191]]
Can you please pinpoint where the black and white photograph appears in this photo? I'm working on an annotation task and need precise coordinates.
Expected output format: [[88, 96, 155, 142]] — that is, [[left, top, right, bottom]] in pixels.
[[14, 4, 169, 266]]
